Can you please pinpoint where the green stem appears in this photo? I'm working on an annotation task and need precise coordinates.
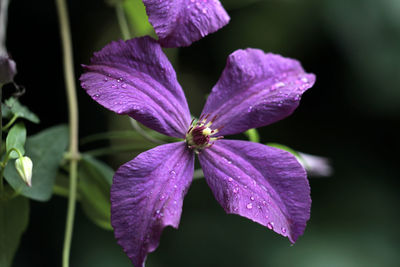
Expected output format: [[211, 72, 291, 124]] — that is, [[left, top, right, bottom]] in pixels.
[[0, 84, 3, 193], [2, 114, 18, 131], [85, 143, 157, 157], [115, 3, 131, 40], [55, 0, 80, 266], [129, 119, 166, 145], [193, 169, 204, 180]]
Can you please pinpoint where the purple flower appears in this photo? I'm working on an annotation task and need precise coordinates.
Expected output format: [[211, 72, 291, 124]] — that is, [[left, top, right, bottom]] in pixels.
[[143, 0, 230, 47], [80, 36, 315, 267]]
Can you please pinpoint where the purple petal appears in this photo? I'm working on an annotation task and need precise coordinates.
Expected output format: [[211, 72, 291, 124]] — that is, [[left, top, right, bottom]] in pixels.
[[0, 55, 17, 84], [143, 0, 230, 48], [80, 36, 191, 138], [201, 49, 315, 136], [198, 140, 311, 243], [111, 142, 194, 267]]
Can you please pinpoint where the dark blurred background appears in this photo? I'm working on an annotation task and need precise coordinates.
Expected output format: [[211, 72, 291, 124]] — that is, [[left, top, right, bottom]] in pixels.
[[5, 0, 400, 266]]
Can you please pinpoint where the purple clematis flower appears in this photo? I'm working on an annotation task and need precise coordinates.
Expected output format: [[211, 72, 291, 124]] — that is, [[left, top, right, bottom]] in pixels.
[[143, 0, 230, 47], [80, 36, 315, 267]]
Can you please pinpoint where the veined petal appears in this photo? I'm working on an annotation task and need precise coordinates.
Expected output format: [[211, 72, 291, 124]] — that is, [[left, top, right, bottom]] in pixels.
[[80, 36, 191, 138], [111, 142, 194, 267], [201, 49, 315, 136], [143, 0, 230, 48], [198, 140, 311, 243]]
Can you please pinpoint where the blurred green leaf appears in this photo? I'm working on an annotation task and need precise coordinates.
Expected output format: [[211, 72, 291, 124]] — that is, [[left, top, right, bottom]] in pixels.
[[2, 97, 40, 123], [6, 122, 26, 159], [4, 125, 69, 201], [244, 128, 260, 143], [80, 129, 173, 145], [123, 0, 154, 37], [0, 196, 29, 267], [78, 155, 113, 230]]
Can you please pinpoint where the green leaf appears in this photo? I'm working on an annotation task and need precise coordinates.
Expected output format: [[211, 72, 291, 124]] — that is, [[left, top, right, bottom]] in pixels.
[[3, 97, 40, 124], [78, 155, 113, 230], [0, 196, 29, 267], [4, 125, 69, 201], [244, 128, 260, 143], [6, 122, 26, 159], [123, 0, 154, 37]]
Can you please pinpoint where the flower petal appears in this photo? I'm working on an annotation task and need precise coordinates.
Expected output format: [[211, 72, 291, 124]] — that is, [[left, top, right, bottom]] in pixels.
[[80, 36, 191, 138], [111, 142, 194, 267], [201, 49, 315, 136], [143, 0, 230, 48], [0, 55, 17, 84], [198, 140, 311, 243]]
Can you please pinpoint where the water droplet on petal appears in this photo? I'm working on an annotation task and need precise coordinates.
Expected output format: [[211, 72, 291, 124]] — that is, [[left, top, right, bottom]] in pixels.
[[247, 106, 253, 113], [267, 222, 274, 230], [121, 83, 127, 89], [301, 77, 308, 83], [250, 196, 255, 201], [233, 187, 239, 194], [282, 227, 287, 233], [228, 177, 233, 182], [246, 203, 253, 209]]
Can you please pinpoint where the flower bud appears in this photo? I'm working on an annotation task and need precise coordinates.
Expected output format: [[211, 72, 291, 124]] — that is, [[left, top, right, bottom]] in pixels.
[[14, 156, 33, 187]]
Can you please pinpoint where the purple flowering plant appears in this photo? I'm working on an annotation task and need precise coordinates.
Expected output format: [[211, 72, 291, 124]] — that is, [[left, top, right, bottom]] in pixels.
[[80, 35, 315, 266], [0, 0, 326, 266]]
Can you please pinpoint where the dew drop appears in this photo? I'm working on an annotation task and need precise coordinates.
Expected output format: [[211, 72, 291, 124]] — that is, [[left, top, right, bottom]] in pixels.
[[267, 222, 274, 230], [271, 82, 285, 90], [103, 77, 108, 82], [121, 83, 127, 89], [246, 203, 253, 209], [247, 106, 253, 113], [301, 77, 308, 83], [281, 227, 287, 233], [170, 170, 176, 175], [111, 84, 117, 89], [250, 196, 255, 201], [228, 177, 233, 182], [173, 184, 178, 189], [233, 187, 239, 194]]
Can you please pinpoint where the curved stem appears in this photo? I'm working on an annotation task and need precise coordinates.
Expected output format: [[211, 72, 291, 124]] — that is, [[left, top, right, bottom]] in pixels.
[[55, 0, 80, 266], [2, 114, 18, 131]]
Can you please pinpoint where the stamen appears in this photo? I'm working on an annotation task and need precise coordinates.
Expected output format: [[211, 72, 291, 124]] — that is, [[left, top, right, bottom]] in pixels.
[[185, 113, 223, 153]]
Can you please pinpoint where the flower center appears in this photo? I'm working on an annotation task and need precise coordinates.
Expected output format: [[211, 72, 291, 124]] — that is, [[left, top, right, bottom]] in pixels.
[[185, 114, 223, 153]]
